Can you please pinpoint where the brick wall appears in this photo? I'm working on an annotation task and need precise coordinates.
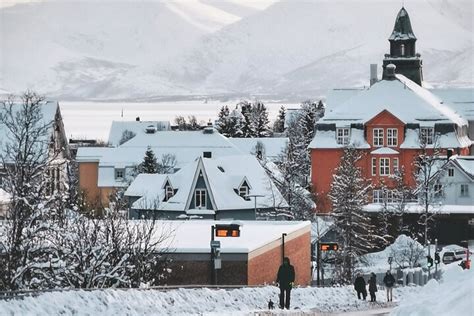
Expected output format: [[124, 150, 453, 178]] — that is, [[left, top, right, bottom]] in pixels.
[[165, 258, 247, 285], [247, 230, 311, 286]]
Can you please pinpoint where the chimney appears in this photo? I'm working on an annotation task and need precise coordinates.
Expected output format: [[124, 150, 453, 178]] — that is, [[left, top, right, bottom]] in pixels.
[[385, 64, 396, 80], [370, 64, 378, 86], [447, 148, 454, 160], [136, 117, 140, 122]]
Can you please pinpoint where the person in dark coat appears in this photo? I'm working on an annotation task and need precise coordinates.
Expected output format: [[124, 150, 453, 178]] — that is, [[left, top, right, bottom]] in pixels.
[[354, 273, 367, 300], [368, 272, 378, 302], [383, 270, 396, 302], [276, 257, 295, 309]]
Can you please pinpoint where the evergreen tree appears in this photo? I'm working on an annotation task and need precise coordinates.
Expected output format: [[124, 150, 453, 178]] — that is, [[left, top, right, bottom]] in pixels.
[[251, 101, 271, 137], [328, 147, 373, 283], [239, 101, 253, 138], [273, 105, 286, 133], [138, 147, 158, 174]]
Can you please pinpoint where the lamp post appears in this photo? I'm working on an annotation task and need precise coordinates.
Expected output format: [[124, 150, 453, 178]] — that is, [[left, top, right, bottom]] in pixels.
[[247, 194, 264, 218]]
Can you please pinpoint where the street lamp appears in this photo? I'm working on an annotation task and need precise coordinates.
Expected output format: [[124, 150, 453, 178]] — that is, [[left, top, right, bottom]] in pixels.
[[246, 194, 264, 218]]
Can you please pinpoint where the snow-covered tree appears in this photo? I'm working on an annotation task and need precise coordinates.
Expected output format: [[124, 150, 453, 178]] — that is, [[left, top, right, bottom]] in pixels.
[[156, 153, 177, 174], [251, 101, 271, 137], [414, 134, 443, 245], [239, 101, 254, 138], [328, 147, 373, 283], [0, 91, 68, 290], [273, 105, 286, 133], [138, 147, 158, 174], [215, 105, 243, 137], [389, 235, 425, 269]]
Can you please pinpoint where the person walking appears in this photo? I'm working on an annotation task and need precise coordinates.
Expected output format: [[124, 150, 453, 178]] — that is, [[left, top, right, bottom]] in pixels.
[[276, 257, 295, 309], [368, 272, 377, 302], [354, 273, 367, 300], [383, 270, 395, 302]]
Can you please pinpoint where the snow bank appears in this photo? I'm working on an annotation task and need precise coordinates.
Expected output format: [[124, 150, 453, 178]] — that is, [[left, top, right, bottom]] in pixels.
[[0, 285, 418, 315], [391, 266, 474, 316]]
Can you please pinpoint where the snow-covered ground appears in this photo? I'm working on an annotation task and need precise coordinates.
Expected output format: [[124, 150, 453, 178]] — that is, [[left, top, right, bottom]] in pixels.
[[0, 284, 418, 315], [391, 265, 474, 316]]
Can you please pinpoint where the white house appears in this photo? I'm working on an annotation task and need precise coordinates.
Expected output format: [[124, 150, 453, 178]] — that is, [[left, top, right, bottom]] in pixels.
[[107, 119, 171, 146], [124, 155, 288, 220]]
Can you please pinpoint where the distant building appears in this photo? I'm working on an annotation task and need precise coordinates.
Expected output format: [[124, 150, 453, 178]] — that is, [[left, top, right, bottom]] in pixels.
[[108, 119, 171, 146], [309, 7, 472, 213], [125, 155, 288, 220], [76, 127, 243, 206], [0, 100, 70, 197]]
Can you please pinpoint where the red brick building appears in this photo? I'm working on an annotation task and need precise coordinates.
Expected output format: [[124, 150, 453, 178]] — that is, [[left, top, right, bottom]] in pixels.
[[309, 8, 471, 213], [159, 220, 311, 286]]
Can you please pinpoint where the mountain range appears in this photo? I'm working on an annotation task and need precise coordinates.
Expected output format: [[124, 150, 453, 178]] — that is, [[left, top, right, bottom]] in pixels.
[[0, 0, 472, 100]]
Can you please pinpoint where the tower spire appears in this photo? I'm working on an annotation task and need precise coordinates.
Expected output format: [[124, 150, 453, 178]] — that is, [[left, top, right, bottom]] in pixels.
[[382, 7, 423, 85]]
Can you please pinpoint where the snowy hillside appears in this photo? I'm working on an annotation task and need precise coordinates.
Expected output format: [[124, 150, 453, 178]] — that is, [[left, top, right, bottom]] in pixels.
[[0, 0, 472, 100]]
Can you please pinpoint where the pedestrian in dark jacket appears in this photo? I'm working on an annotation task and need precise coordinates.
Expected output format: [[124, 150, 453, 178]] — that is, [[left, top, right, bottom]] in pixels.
[[354, 273, 367, 300], [276, 257, 295, 309], [368, 273, 377, 302], [383, 270, 395, 302]]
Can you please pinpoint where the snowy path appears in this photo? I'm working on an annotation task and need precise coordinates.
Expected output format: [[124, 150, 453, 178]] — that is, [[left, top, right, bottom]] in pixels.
[[0, 286, 415, 315]]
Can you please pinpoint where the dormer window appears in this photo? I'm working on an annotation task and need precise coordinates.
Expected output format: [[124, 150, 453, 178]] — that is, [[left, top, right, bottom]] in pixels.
[[336, 128, 350, 145], [420, 127, 434, 145]]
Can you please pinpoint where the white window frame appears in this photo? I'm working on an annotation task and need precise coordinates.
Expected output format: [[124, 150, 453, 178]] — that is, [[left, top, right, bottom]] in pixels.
[[379, 158, 390, 176], [115, 168, 125, 181], [393, 158, 399, 173], [387, 128, 398, 147], [373, 190, 383, 203], [448, 168, 454, 177], [195, 189, 207, 208], [373, 128, 384, 147], [420, 127, 434, 145], [239, 185, 249, 198], [460, 184, 469, 197], [165, 186, 174, 200], [371, 158, 377, 176], [336, 128, 350, 145]]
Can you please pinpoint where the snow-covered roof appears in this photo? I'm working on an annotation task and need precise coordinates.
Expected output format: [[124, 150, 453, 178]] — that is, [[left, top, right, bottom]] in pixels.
[[107, 120, 171, 146], [0, 100, 59, 159], [309, 75, 471, 149], [371, 147, 399, 155], [0, 189, 11, 203], [228, 137, 288, 160], [75, 147, 114, 162], [432, 88, 474, 121], [455, 157, 474, 179], [151, 220, 311, 253], [364, 203, 474, 215], [126, 155, 288, 212], [320, 75, 467, 126]]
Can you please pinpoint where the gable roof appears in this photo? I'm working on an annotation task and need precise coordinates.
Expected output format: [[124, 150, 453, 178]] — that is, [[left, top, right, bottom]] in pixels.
[[321, 75, 467, 126], [365, 109, 405, 126], [125, 155, 288, 213]]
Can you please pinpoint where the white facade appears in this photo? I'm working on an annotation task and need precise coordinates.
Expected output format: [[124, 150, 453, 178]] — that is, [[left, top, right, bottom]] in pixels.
[[435, 156, 474, 206]]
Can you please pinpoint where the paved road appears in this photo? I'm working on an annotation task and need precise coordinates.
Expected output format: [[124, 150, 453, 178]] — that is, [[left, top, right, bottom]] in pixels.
[[250, 306, 395, 316]]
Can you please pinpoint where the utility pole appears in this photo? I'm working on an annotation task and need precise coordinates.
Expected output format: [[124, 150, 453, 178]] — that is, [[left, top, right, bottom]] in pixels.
[[434, 238, 438, 279], [427, 240, 431, 279], [282, 233, 287, 263], [317, 241, 321, 286]]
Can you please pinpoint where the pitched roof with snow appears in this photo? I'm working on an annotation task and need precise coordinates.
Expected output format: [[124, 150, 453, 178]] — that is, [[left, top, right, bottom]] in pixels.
[[309, 75, 471, 149], [107, 120, 171, 146], [125, 155, 288, 212]]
